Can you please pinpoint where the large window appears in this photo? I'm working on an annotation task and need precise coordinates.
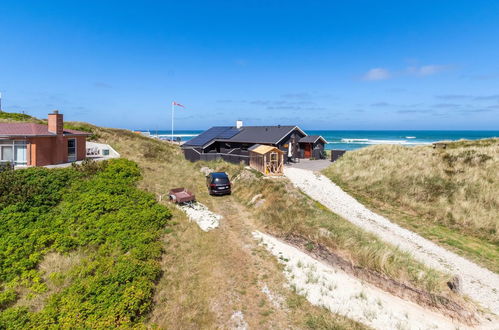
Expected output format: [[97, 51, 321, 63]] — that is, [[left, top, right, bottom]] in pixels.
[[1, 146, 13, 162], [0, 140, 27, 165], [68, 139, 77, 162]]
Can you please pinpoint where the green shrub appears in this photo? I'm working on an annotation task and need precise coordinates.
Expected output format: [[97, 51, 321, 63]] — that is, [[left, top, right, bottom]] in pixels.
[[0, 289, 17, 309], [0, 159, 172, 328]]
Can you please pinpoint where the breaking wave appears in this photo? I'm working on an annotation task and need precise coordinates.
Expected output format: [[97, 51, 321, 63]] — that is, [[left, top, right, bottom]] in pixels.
[[329, 138, 431, 146]]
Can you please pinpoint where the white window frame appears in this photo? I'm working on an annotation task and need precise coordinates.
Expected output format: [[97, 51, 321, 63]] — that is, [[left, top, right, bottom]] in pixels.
[[0, 140, 27, 165]]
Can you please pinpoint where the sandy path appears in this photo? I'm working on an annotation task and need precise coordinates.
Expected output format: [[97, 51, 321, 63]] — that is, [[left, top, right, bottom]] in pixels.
[[253, 231, 469, 330], [284, 167, 499, 316]]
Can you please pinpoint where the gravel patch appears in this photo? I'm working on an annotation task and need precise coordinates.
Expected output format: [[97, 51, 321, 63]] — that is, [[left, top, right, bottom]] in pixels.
[[229, 310, 248, 330], [253, 231, 466, 330], [284, 167, 499, 315], [179, 202, 221, 231], [199, 166, 214, 176]]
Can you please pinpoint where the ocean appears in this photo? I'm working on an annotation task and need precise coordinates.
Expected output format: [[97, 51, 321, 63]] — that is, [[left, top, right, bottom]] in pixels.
[[139, 130, 499, 151]]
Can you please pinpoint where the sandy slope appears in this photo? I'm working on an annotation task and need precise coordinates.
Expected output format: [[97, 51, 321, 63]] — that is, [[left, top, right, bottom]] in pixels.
[[253, 231, 469, 330], [284, 167, 499, 316]]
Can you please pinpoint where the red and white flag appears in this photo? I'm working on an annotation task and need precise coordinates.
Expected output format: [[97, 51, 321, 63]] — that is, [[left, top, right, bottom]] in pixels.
[[172, 101, 185, 108]]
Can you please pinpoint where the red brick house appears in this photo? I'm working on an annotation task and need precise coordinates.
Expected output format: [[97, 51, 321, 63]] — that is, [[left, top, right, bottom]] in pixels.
[[0, 111, 90, 166]]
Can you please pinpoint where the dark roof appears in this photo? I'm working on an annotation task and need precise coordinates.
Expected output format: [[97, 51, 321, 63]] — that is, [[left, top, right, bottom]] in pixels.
[[220, 126, 299, 144], [299, 135, 327, 144], [183, 126, 241, 147], [184, 125, 304, 148], [0, 122, 91, 137]]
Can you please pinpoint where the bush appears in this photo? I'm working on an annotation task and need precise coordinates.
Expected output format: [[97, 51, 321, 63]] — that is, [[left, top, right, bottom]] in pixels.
[[0, 159, 172, 328], [0, 163, 13, 173]]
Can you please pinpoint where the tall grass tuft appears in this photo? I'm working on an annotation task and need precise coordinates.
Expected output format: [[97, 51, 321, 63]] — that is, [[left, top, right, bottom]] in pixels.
[[323, 139, 499, 271]]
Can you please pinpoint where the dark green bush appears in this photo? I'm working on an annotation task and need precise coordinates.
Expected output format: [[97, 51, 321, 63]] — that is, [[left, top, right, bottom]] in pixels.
[[0, 158, 172, 328]]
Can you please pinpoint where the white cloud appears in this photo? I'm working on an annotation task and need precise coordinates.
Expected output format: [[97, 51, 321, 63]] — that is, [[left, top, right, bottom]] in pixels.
[[362, 68, 391, 81], [407, 65, 447, 76]]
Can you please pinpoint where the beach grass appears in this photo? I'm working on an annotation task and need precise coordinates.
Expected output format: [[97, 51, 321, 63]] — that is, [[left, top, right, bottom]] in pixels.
[[322, 140, 499, 273], [223, 167, 453, 296]]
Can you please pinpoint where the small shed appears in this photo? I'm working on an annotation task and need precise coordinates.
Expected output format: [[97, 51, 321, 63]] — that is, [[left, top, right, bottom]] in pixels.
[[249, 144, 284, 176]]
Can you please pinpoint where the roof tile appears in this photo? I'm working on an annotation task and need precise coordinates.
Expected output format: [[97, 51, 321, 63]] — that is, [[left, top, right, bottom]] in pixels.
[[0, 122, 90, 137]]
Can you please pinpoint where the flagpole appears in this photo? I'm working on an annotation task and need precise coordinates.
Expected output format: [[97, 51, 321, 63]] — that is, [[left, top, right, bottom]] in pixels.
[[171, 102, 174, 143]]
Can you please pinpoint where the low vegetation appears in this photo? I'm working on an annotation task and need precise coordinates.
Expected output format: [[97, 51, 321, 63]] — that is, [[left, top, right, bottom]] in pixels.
[[323, 140, 499, 272], [0, 111, 40, 123], [0, 159, 172, 328], [225, 167, 452, 295]]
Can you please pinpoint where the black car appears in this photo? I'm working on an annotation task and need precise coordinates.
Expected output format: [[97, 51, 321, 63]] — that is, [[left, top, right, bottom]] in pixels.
[[206, 172, 231, 195]]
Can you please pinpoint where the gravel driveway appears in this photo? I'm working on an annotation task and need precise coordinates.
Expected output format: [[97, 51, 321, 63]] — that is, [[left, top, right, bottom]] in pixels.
[[284, 167, 499, 315]]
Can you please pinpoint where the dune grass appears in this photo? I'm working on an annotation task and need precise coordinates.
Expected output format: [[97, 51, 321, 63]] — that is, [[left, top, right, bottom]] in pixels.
[[322, 140, 499, 272], [223, 169, 453, 296], [0, 111, 40, 123]]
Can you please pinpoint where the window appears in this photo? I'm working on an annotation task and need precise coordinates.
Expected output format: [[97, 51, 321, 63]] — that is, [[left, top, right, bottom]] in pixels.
[[213, 177, 230, 184], [1, 146, 13, 162], [14, 141, 27, 165], [68, 139, 77, 162], [0, 140, 26, 165]]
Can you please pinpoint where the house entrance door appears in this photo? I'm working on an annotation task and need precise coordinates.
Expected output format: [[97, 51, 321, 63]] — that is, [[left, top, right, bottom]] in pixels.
[[304, 144, 312, 158]]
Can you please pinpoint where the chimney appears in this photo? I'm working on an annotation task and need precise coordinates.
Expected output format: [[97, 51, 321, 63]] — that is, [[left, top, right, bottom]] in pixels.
[[48, 110, 64, 135], [236, 120, 243, 129]]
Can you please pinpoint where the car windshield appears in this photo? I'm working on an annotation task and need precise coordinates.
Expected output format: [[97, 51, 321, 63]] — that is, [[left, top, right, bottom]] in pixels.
[[213, 177, 229, 184]]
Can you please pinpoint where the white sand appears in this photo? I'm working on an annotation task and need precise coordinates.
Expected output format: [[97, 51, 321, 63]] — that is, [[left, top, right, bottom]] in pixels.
[[229, 311, 248, 330], [179, 202, 221, 231], [261, 284, 285, 309], [253, 231, 468, 330], [284, 167, 499, 316]]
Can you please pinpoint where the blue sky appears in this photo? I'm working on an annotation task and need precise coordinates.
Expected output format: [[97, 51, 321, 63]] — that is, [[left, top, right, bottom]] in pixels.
[[1, 1, 498, 130]]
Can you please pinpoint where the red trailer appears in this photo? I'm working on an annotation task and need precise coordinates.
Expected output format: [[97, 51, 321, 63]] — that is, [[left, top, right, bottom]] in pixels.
[[169, 188, 196, 204]]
